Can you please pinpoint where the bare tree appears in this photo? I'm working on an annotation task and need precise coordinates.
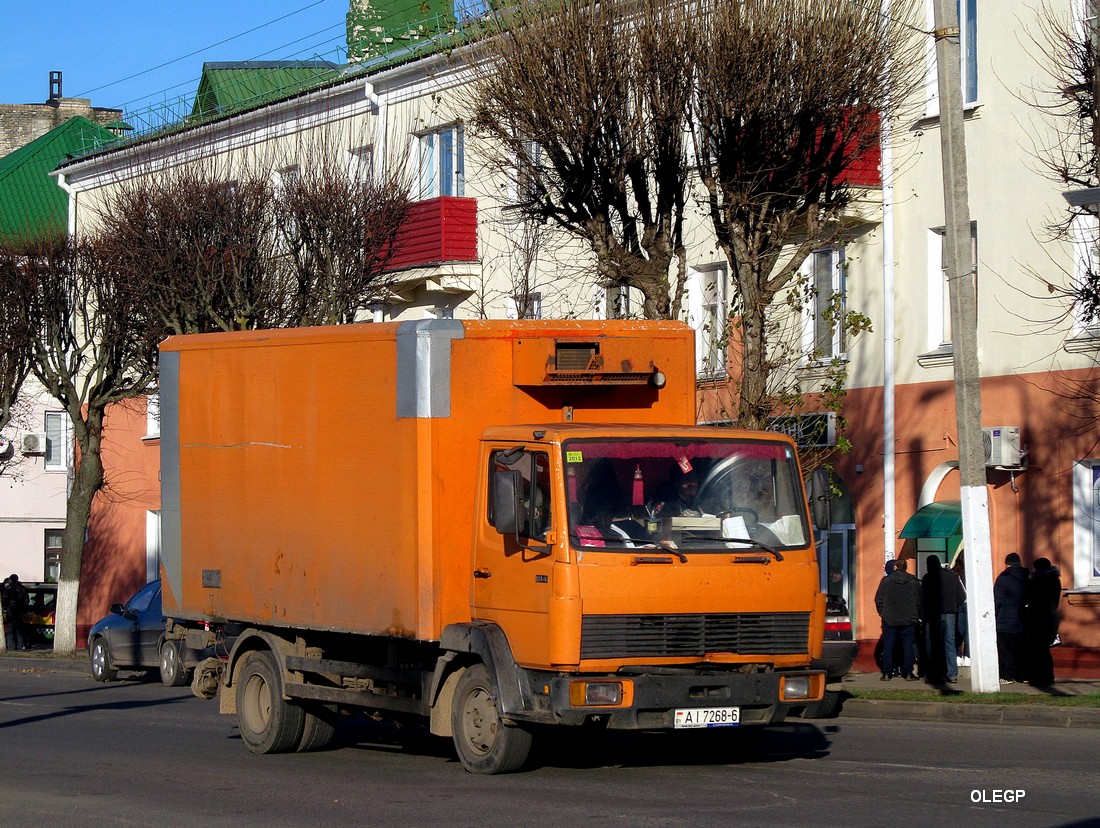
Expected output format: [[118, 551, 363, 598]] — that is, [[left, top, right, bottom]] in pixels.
[[471, 0, 695, 319], [95, 167, 285, 336], [690, 0, 924, 428], [0, 232, 159, 653], [275, 148, 412, 324], [0, 244, 33, 437]]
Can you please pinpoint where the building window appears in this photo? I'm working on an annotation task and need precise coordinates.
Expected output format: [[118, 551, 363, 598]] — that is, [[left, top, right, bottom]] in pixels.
[[44, 411, 67, 471], [685, 264, 728, 378], [146, 394, 160, 438], [927, 223, 977, 349], [44, 529, 63, 582], [1072, 460, 1100, 587], [455, 0, 490, 22], [508, 140, 543, 205], [146, 511, 161, 584], [801, 247, 847, 361], [348, 146, 373, 184], [925, 0, 978, 110], [419, 126, 464, 199], [507, 292, 543, 320]]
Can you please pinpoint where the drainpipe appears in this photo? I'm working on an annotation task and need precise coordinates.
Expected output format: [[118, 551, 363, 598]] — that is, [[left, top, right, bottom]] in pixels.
[[880, 11, 897, 570]]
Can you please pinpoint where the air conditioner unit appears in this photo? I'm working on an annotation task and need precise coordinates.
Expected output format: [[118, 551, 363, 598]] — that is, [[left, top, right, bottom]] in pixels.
[[21, 432, 47, 455], [982, 426, 1022, 468]]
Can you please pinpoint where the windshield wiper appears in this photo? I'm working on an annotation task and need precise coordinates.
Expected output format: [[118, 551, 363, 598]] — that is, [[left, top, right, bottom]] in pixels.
[[679, 533, 784, 561], [570, 533, 688, 562]]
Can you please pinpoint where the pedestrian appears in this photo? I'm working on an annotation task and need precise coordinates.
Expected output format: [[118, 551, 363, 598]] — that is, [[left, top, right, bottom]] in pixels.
[[874, 558, 922, 681], [993, 552, 1029, 684], [953, 557, 969, 667], [1026, 557, 1062, 688], [921, 555, 967, 684], [2, 574, 30, 650]]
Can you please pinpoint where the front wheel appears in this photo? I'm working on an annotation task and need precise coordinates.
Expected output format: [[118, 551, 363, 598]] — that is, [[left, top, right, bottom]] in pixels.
[[159, 640, 190, 687], [451, 664, 533, 774], [236, 650, 304, 754], [90, 638, 117, 682]]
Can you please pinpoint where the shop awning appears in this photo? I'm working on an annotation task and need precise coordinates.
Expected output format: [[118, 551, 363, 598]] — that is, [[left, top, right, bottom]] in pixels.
[[899, 500, 962, 539]]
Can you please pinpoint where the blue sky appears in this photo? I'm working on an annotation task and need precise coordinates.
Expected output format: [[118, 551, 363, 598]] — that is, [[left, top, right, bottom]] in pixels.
[[0, 0, 348, 118]]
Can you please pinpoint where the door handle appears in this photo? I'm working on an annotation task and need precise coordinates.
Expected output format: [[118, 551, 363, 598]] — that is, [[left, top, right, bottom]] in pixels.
[[473, 569, 492, 579]]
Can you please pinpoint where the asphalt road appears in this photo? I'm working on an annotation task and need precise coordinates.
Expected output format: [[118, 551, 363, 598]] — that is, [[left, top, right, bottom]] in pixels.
[[2, 664, 1098, 828]]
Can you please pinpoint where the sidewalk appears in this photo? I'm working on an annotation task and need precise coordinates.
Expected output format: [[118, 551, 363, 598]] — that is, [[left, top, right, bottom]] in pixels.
[[835, 667, 1100, 729]]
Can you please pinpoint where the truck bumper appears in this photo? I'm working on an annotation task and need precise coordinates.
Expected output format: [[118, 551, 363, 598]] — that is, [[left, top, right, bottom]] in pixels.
[[532, 668, 825, 729]]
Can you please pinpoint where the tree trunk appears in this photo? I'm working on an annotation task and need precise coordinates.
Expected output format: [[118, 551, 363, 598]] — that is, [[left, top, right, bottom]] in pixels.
[[52, 409, 105, 655]]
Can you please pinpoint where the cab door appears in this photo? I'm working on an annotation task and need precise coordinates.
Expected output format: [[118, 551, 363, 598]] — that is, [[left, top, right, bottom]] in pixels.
[[472, 445, 559, 667]]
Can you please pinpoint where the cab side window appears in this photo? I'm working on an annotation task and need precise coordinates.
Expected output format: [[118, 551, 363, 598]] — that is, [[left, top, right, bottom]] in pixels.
[[489, 449, 551, 542]]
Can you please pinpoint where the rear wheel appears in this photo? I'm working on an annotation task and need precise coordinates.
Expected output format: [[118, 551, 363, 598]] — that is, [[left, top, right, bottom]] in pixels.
[[451, 664, 533, 774], [90, 638, 117, 682], [296, 703, 338, 752], [159, 640, 190, 687], [236, 651, 304, 754]]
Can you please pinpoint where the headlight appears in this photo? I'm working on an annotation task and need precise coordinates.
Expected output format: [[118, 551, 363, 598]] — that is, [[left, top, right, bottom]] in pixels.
[[569, 680, 623, 707], [781, 675, 812, 701]]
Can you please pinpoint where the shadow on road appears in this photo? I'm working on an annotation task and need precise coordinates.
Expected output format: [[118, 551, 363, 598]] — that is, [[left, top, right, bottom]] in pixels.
[[298, 713, 834, 772]]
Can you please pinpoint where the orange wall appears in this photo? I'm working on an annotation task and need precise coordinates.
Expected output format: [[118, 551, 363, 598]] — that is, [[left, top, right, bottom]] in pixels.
[[79, 397, 160, 646], [832, 370, 1100, 652]]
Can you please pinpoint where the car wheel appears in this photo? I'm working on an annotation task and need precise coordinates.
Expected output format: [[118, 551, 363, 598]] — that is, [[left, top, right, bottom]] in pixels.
[[90, 638, 118, 682], [159, 640, 190, 687], [451, 663, 533, 774], [236, 650, 304, 754]]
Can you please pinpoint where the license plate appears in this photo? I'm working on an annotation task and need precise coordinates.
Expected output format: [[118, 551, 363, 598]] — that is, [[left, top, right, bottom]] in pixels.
[[674, 707, 740, 729]]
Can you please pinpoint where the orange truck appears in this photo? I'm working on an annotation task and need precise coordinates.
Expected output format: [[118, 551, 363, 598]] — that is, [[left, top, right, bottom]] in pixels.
[[159, 319, 828, 773]]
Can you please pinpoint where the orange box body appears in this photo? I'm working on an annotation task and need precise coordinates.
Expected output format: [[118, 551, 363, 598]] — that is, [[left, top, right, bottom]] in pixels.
[[159, 320, 702, 644]]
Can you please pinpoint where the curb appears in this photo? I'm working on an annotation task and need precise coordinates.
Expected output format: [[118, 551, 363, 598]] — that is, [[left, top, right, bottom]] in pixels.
[[839, 698, 1100, 729], [0, 653, 89, 675]]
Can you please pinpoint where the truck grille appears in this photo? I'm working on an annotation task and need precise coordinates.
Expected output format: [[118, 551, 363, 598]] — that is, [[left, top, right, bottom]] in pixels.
[[580, 613, 810, 660]]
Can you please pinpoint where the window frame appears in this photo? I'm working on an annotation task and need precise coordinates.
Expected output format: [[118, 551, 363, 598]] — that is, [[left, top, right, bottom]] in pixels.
[[418, 125, 465, 199], [924, 0, 979, 114], [44, 411, 68, 472], [926, 222, 977, 351], [800, 246, 847, 363], [685, 264, 729, 379], [1072, 460, 1100, 587]]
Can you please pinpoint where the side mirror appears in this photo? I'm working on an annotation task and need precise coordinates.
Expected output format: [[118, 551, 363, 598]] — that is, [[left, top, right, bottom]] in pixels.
[[491, 469, 523, 538], [110, 603, 126, 615], [808, 467, 832, 532]]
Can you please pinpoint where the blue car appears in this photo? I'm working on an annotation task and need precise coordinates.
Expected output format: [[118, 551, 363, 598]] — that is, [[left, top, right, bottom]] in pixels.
[[87, 580, 193, 687]]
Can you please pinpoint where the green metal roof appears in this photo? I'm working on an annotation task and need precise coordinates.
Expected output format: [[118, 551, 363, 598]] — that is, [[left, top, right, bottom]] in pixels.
[[0, 116, 119, 243], [189, 61, 342, 121], [899, 500, 963, 539]]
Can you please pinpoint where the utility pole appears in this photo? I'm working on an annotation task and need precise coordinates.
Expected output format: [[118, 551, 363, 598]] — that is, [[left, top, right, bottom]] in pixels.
[[931, 0, 998, 692]]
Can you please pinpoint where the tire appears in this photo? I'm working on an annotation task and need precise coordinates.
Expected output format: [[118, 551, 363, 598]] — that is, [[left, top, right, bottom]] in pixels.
[[236, 650, 305, 754], [296, 703, 338, 752], [159, 640, 190, 687], [800, 690, 840, 720], [90, 638, 118, 682], [451, 663, 533, 774]]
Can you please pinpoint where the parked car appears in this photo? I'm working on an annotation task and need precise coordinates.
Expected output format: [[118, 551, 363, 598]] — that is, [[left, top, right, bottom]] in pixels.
[[87, 580, 195, 687], [800, 593, 858, 718]]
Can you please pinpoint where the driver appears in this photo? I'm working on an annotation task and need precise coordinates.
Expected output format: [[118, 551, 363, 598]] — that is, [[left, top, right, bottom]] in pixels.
[[655, 469, 701, 517]]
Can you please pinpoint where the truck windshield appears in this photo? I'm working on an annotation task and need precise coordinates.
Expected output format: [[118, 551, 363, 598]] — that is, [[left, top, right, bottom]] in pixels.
[[563, 437, 809, 552]]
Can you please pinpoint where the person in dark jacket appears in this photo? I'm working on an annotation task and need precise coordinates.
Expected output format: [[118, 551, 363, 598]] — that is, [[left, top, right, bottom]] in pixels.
[[922, 555, 967, 684], [993, 552, 1029, 684], [1026, 557, 1062, 688], [875, 559, 922, 681]]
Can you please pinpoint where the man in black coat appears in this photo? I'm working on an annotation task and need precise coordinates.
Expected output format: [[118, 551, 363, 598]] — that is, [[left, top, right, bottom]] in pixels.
[[922, 555, 967, 684], [993, 552, 1028, 684], [1026, 557, 1062, 688], [875, 559, 922, 681]]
